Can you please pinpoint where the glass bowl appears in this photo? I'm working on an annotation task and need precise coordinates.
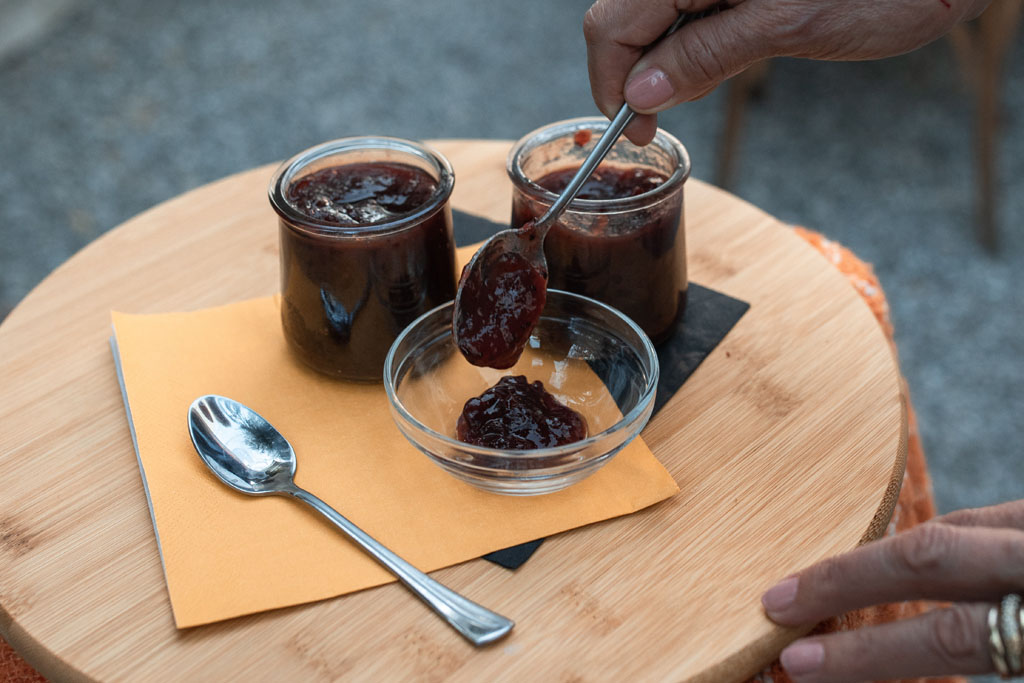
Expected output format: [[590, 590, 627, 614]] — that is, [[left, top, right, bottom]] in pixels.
[[384, 289, 659, 495]]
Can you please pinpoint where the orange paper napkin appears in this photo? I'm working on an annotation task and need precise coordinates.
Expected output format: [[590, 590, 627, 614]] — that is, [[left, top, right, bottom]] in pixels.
[[111, 297, 678, 629]]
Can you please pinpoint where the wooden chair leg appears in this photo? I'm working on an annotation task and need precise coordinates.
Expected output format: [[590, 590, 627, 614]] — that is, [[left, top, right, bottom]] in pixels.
[[715, 61, 770, 189], [976, 50, 999, 251], [982, 0, 1022, 251], [950, 0, 1023, 251], [946, 24, 974, 85]]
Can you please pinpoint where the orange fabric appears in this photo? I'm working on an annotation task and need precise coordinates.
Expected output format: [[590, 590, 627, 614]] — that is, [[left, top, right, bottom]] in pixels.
[[749, 229, 963, 683], [0, 227, 953, 680], [0, 638, 44, 683]]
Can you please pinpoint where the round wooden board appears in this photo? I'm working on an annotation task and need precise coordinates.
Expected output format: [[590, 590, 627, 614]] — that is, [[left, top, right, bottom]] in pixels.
[[0, 140, 905, 682]]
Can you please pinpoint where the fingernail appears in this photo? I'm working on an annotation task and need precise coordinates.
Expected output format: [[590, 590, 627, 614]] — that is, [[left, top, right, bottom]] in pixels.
[[780, 641, 825, 676], [624, 67, 675, 110], [762, 576, 799, 613]]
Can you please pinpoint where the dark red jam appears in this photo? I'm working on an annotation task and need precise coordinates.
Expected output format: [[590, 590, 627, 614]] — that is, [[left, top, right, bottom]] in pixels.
[[453, 231, 548, 369], [286, 162, 439, 225], [278, 162, 456, 381], [533, 165, 665, 199], [513, 163, 685, 343], [456, 375, 588, 450]]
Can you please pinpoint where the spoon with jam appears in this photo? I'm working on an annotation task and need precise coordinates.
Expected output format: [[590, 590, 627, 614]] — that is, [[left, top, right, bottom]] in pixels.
[[452, 9, 722, 369], [451, 105, 637, 368]]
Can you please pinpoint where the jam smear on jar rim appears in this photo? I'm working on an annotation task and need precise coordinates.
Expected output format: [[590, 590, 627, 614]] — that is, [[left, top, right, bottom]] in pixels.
[[456, 375, 588, 450]]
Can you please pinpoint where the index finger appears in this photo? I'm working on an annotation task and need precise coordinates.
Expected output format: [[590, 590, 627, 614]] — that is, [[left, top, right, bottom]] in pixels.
[[762, 523, 1024, 627], [937, 499, 1024, 530], [583, 0, 724, 118]]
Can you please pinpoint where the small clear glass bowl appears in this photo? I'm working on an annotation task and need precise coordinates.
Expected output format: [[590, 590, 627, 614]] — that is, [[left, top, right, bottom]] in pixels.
[[384, 290, 659, 495]]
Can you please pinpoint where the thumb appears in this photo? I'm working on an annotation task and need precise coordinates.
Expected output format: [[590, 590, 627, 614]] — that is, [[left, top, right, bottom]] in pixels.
[[624, 4, 776, 112]]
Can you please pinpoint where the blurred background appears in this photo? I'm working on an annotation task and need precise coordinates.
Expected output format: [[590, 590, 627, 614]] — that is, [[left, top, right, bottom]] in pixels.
[[0, 0, 1021, 617]]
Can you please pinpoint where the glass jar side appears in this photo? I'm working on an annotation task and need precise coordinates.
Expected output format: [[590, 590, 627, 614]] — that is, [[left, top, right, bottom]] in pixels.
[[507, 119, 690, 343], [270, 137, 457, 381]]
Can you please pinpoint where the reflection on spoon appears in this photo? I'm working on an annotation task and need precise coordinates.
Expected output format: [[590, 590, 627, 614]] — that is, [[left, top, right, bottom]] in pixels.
[[187, 394, 514, 646]]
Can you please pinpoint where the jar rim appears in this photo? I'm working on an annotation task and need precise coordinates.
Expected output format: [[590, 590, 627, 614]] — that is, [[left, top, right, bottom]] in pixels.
[[268, 136, 455, 236], [506, 117, 691, 213]]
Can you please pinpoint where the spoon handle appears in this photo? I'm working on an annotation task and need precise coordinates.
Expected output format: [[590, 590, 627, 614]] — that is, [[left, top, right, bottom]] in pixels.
[[287, 486, 514, 646], [535, 102, 635, 230]]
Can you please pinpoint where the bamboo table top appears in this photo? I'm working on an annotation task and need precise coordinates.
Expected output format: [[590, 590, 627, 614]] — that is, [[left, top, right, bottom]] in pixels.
[[0, 139, 905, 682]]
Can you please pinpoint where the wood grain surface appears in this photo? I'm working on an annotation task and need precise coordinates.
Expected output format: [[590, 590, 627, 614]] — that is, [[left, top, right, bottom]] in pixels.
[[0, 140, 905, 682]]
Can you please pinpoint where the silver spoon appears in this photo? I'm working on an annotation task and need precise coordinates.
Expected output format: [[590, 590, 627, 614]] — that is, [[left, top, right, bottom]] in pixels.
[[187, 394, 514, 646], [452, 9, 717, 368]]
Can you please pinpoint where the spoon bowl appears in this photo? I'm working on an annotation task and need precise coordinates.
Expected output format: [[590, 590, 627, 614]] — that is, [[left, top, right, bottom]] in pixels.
[[189, 395, 296, 494], [187, 395, 514, 646], [452, 225, 548, 368]]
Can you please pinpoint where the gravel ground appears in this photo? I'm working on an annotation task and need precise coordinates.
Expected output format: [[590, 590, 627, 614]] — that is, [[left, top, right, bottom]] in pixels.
[[0, 1, 1021, 677]]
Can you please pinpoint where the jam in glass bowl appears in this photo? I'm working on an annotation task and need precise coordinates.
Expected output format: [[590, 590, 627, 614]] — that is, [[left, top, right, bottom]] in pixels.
[[384, 289, 659, 495]]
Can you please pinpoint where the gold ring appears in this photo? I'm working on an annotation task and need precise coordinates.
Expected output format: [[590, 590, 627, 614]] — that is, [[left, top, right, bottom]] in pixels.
[[1000, 594, 1024, 677]]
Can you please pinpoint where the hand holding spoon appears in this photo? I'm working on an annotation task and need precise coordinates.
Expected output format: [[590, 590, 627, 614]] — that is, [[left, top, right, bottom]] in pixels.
[[453, 9, 720, 369], [187, 394, 514, 646]]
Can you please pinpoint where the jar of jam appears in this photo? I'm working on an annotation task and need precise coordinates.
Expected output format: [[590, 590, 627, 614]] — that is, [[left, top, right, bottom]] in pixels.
[[507, 118, 690, 344], [269, 137, 457, 382]]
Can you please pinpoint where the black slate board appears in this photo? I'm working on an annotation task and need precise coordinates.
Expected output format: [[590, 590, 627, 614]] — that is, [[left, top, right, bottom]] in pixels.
[[451, 210, 750, 570]]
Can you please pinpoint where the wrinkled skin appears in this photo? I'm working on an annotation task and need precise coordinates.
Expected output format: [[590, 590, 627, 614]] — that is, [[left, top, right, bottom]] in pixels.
[[759, 500, 1024, 681], [583, 0, 992, 145]]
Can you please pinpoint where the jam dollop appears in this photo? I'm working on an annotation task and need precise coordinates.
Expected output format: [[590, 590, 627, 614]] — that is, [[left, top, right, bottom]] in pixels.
[[287, 162, 438, 225], [454, 228, 548, 369], [456, 375, 588, 450]]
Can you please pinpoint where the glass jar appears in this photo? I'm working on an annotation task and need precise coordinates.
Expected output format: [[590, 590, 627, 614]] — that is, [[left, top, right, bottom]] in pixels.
[[269, 137, 457, 382], [507, 118, 690, 344]]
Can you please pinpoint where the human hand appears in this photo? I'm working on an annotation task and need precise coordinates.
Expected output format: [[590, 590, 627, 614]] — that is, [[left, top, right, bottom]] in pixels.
[[583, 0, 992, 145], [759, 499, 1024, 681]]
